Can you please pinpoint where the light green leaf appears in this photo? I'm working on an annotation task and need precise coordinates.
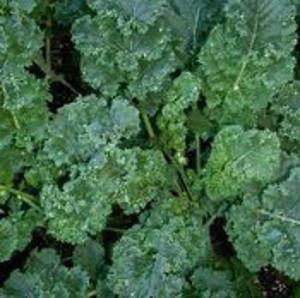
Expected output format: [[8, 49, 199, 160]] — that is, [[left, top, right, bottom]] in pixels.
[[158, 72, 200, 154], [204, 126, 281, 201]]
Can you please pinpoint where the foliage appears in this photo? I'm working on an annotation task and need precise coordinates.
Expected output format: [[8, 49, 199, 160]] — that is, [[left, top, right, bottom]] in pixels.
[[227, 165, 300, 280], [0, 249, 90, 297], [0, 209, 42, 262], [199, 0, 296, 125], [271, 81, 300, 142], [108, 199, 211, 298], [203, 125, 281, 201], [158, 71, 200, 155], [1, 0, 300, 297]]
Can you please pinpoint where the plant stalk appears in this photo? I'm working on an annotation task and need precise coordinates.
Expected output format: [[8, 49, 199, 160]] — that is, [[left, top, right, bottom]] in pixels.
[[34, 55, 80, 95], [0, 185, 40, 210], [140, 109, 194, 201], [196, 133, 201, 173]]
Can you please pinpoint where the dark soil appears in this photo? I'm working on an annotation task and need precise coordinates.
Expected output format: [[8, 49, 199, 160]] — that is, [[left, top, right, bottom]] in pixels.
[[259, 266, 291, 298], [47, 24, 91, 112], [209, 217, 236, 259]]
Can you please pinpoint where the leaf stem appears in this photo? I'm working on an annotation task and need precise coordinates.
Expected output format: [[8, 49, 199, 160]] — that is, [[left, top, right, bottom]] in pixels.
[[34, 55, 80, 95], [205, 203, 229, 228], [196, 134, 201, 173], [104, 227, 126, 233], [140, 109, 194, 201], [163, 150, 194, 201], [0, 185, 40, 210], [45, 13, 52, 71], [46, 36, 51, 71], [88, 290, 97, 297], [141, 110, 155, 139], [257, 209, 300, 226]]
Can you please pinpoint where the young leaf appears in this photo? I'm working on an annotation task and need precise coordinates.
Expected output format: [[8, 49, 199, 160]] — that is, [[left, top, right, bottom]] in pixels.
[[158, 72, 200, 154]]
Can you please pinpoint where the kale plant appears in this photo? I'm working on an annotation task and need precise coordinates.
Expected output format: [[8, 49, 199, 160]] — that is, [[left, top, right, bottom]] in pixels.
[[1, 0, 300, 297]]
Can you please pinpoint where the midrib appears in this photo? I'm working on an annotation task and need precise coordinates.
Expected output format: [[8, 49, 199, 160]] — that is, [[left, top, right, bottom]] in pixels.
[[232, 2, 259, 91], [257, 209, 300, 227]]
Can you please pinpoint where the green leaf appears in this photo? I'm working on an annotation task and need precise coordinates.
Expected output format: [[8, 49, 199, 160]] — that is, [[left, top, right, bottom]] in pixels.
[[9, 0, 37, 13], [72, 8, 179, 99], [0, 147, 25, 186], [0, 210, 42, 262], [187, 109, 214, 138], [73, 238, 104, 280], [158, 72, 200, 154], [54, 0, 88, 25], [41, 169, 114, 244], [227, 166, 300, 280], [0, 109, 15, 148], [0, 249, 90, 297], [204, 126, 281, 201], [87, 0, 166, 28], [1, 71, 50, 148], [110, 147, 173, 214], [42, 142, 170, 244], [44, 95, 140, 167], [108, 199, 210, 298], [271, 81, 300, 142], [166, 0, 226, 53], [191, 267, 236, 298], [0, 12, 43, 67], [199, 0, 296, 125]]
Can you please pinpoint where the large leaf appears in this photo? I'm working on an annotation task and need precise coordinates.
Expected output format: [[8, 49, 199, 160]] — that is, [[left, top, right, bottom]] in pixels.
[[199, 0, 296, 125], [108, 200, 210, 298], [227, 166, 300, 280], [0, 249, 90, 297], [204, 126, 281, 201], [87, 0, 166, 28], [44, 95, 140, 167], [166, 0, 227, 53], [41, 146, 170, 243], [72, 7, 179, 99]]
